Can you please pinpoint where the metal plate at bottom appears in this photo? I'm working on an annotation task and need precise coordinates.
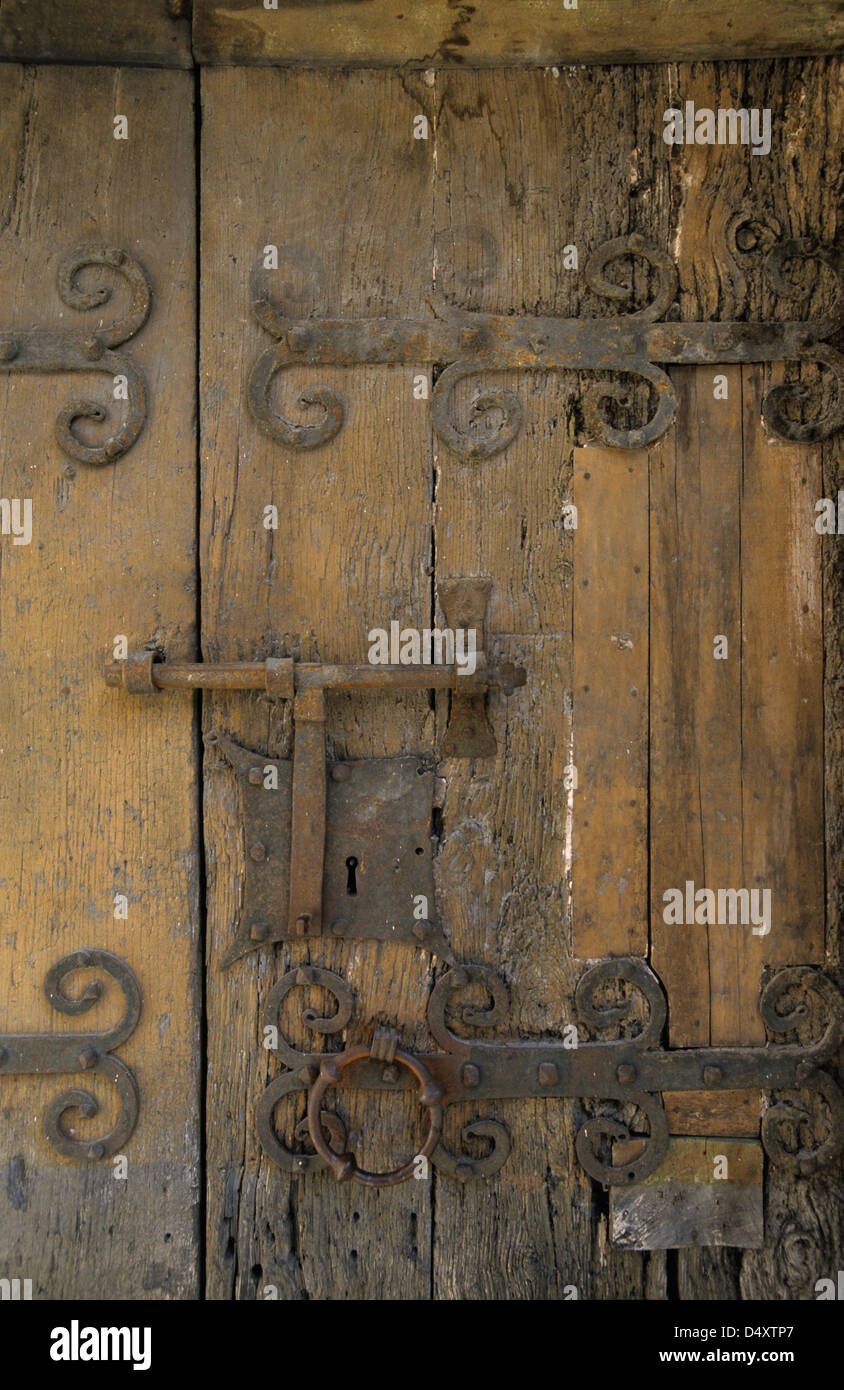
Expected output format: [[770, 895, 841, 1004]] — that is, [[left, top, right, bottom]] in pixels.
[[610, 1137, 764, 1250]]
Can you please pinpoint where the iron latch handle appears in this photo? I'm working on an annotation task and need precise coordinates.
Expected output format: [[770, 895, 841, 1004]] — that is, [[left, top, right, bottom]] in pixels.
[[103, 653, 525, 695], [306, 1039, 444, 1187], [103, 580, 524, 946]]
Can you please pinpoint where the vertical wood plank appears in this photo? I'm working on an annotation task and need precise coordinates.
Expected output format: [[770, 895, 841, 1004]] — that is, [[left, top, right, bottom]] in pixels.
[[573, 447, 649, 959], [431, 66, 655, 1300], [740, 364, 824, 983], [201, 68, 436, 1300], [0, 67, 198, 1298], [653, 57, 837, 1291], [650, 366, 744, 1050]]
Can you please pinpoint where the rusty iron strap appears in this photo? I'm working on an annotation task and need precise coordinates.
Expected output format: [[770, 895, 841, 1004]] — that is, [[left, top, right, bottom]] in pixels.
[[257, 959, 844, 1188], [0, 244, 151, 466], [289, 688, 327, 937], [0, 950, 141, 1161], [247, 230, 844, 454]]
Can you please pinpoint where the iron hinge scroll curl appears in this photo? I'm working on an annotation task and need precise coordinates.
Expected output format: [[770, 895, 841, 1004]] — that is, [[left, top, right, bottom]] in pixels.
[[246, 228, 844, 455], [0, 244, 151, 465], [0, 949, 141, 1160], [256, 957, 844, 1188]]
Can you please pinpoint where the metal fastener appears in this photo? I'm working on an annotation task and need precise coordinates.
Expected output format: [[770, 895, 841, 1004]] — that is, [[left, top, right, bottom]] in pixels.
[[250, 921, 270, 942], [462, 1064, 480, 1088], [78, 1048, 99, 1070], [249, 842, 266, 862], [702, 1065, 722, 1085], [538, 1062, 559, 1087], [616, 1063, 637, 1084], [382, 1065, 399, 1084], [331, 764, 350, 782], [247, 766, 263, 785]]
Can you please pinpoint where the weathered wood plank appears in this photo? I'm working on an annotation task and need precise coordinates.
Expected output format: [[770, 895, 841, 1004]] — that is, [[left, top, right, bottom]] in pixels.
[[657, 57, 839, 1291], [0, 66, 198, 1298], [430, 66, 658, 1300], [665, 1092, 760, 1137], [650, 366, 744, 1050], [740, 364, 824, 989], [573, 447, 648, 960], [200, 67, 436, 1300], [0, 1, 192, 66], [193, 0, 843, 67]]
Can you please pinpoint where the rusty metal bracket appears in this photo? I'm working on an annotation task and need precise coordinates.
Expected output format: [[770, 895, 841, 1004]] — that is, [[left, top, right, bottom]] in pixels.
[[104, 589, 524, 961], [0, 949, 141, 1160], [210, 738, 453, 965], [0, 245, 150, 466], [247, 228, 844, 454], [256, 958, 844, 1188]]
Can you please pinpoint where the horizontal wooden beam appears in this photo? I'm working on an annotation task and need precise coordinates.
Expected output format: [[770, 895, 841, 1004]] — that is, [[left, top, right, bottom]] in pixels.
[[193, 0, 842, 67], [0, 1, 192, 67]]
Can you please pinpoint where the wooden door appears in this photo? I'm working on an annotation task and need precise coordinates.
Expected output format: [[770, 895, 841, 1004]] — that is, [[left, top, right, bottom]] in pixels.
[[0, 62, 199, 1297], [1, 8, 842, 1306], [198, 62, 842, 1300]]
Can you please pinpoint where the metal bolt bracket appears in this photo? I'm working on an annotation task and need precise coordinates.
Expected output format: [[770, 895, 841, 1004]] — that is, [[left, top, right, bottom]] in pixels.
[[103, 583, 524, 961], [1, 245, 151, 466], [0, 950, 141, 1160], [257, 959, 844, 1188], [247, 229, 844, 456]]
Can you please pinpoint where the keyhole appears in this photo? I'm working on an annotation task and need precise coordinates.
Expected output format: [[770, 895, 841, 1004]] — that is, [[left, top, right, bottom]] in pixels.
[[345, 856, 358, 895]]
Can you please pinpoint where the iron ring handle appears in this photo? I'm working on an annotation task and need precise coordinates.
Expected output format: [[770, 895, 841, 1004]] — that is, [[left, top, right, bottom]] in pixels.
[[306, 1044, 444, 1187]]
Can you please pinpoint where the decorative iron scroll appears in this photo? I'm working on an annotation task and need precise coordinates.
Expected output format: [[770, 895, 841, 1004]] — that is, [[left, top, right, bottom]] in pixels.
[[257, 958, 844, 1188], [0, 244, 150, 465], [0, 950, 141, 1160], [247, 230, 844, 454]]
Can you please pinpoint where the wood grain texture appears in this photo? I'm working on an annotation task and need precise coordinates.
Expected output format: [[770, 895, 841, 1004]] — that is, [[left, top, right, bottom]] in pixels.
[[0, 1, 192, 66], [611, 1139, 764, 1251], [429, 67, 660, 1300], [0, 66, 199, 1298], [573, 447, 648, 960], [200, 68, 437, 1300], [654, 57, 840, 1295], [192, 0, 844, 67], [650, 366, 745, 1051]]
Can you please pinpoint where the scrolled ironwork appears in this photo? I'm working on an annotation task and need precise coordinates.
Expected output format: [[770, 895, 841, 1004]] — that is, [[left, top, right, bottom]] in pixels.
[[247, 228, 844, 455], [1, 244, 150, 465], [255, 959, 844, 1189], [0, 949, 141, 1160]]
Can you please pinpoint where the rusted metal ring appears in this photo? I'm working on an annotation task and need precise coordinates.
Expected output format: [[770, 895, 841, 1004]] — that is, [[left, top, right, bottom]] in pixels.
[[306, 1044, 443, 1187]]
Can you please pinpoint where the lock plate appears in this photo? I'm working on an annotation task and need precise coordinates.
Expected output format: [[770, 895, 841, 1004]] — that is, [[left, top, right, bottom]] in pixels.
[[216, 737, 450, 965]]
